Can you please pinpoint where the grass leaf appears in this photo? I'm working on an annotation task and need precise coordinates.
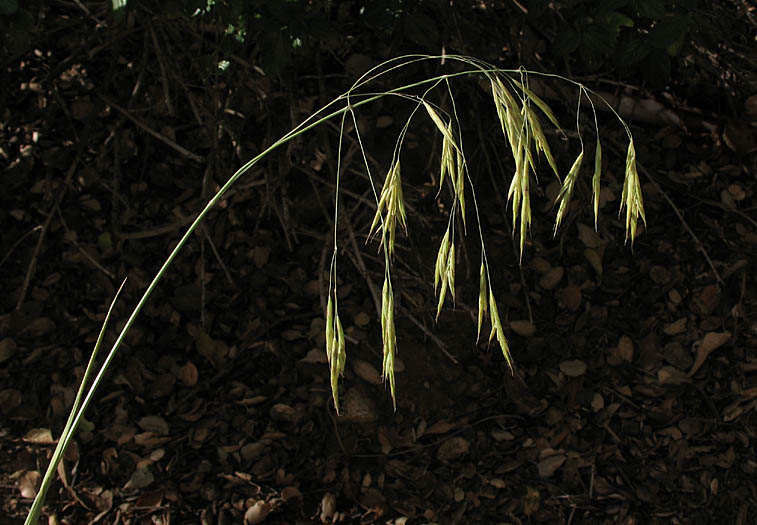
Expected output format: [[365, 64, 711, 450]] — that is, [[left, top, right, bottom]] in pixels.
[[554, 150, 584, 233], [476, 261, 487, 342], [592, 140, 602, 229]]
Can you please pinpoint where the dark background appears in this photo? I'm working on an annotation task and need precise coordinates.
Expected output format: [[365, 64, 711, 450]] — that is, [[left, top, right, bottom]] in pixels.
[[1, 1, 757, 523]]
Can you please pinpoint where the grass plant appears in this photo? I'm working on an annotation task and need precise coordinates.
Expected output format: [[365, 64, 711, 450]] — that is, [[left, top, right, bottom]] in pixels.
[[24, 54, 644, 524]]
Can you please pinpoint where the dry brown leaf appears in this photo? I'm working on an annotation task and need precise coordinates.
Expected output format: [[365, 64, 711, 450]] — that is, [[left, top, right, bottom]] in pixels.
[[123, 467, 154, 490], [663, 318, 687, 336], [0, 388, 22, 415], [510, 320, 536, 337], [376, 115, 394, 128], [425, 419, 457, 435], [270, 403, 301, 423], [300, 348, 327, 364], [252, 246, 270, 268], [617, 336, 634, 362], [17, 470, 41, 498], [23, 428, 55, 444], [180, 361, 198, 386], [657, 366, 691, 385], [745, 94, 757, 121], [556, 285, 582, 311], [377, 426, 393, 455], [537, 454, 566, 478], [591, 393, 604, 412], [354, 311, 370, 328], [0, 338, 16, 364], [137, 415, 170, 435], [437, 437, 470, 461], [244, 500, 271, 524], [352, 359, 382, 385], [559, 359, 587, 377], [606, 346, 624, 367], [20, 317, 56, 338], [320, 492, 337, 523], [696, 284, 720, 315], [523, 486, 541, 516], [530, 257, 551, 274], [241, 442, 268, 461], [577, 223, 605, 248], [584, 248, 603, 276], [688, 331, 731, 377], [539, 266, 564, 290]]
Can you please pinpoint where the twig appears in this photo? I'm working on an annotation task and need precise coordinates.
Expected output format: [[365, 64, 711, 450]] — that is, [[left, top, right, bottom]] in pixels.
[[199, 222, 236, 288], [341, 192, 459, 364], [16, 151, 82, 309], [95, 93, 204, 163], [71, 0, 105, 27], [147, 20, 175, 115], [0, 226, 42, 270], [344, 214, 381, 317], [115, 212, 199, 239], [398, 304, 459, 364], [55, 207, 116, 280]]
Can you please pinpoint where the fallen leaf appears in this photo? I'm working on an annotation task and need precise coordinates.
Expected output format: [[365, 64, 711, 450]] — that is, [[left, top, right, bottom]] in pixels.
[[559, 359, 587, 377], [244, 500, 270, 524], [282, 486, 303, 507], [425, 419, 457, 435], [241, 442, 268, 461], [124, 467, 154, 490], [179, 361, 198, 386], [0, 389, 22, 415], [137, 415, 170, 435], [537, 454, 566, 478], [0, 338, 17, 363], [352, 359, 382, 385], [584, 248, 603, 276], [437, 437, 470, 461], [663, 318, 687, 336], [510, 320, 536, 337], [377, 426, 393, 455], [23, 428, 55, 444], [320, 492, 337, 523], [523, 486, 540, 516], [354, 312, 370, 328], [300, 348, 327, 364], [530, 257, 551, 274], [21, 317, 56, 338], [658, 366, 691, 385], [252, 246, 270, 268], [18, 471, 41, 498], [539, 267, 563, 290], [695, 284, 720, 315], [688, 332, 731, 376], [617, 336, 634, 362], [376, 115, 394, 128], [270, 403, 301, 423], [556, 285, 582, 311], [577, 223, 604, 248]]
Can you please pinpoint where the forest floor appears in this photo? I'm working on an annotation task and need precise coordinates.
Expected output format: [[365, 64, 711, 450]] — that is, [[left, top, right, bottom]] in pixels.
[[2, 6, 757, 525]]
